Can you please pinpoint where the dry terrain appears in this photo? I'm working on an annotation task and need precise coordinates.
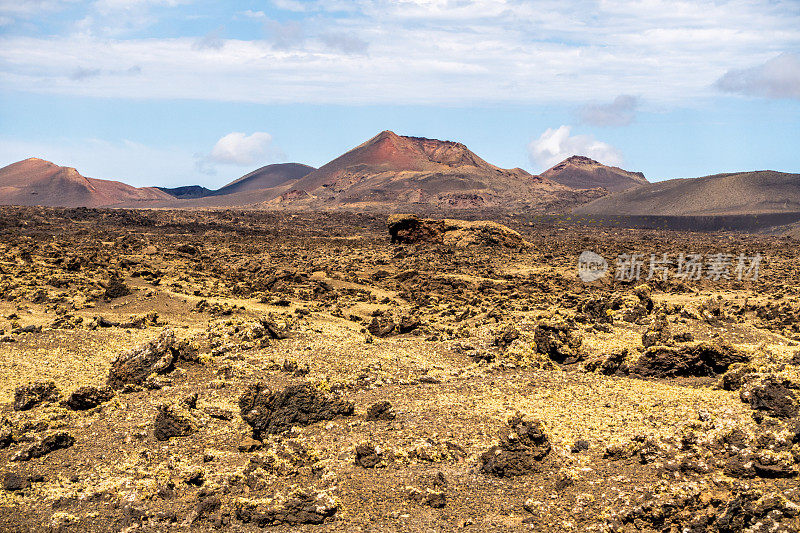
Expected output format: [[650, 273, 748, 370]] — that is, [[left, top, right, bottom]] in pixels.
[[1, 207, 799, 532]]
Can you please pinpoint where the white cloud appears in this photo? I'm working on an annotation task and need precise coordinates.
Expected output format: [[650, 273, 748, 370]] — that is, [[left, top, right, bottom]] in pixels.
[[0, 0, 799, 104], [209, 132, 276, 165], [319, 32, 368, 55], [528, 125, 623, 170], [579, 95, 639, 127], [194, 132, 282, 175], [193, 27, 224, 50], [265, 19, 305, 49], [715, 53, 800, 100]]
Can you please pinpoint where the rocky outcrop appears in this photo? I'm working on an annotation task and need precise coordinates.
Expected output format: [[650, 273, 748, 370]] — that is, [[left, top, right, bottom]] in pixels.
[[238, 382, 355, 438], [479, 414, 552, 477], [387, 214, 529, 248]]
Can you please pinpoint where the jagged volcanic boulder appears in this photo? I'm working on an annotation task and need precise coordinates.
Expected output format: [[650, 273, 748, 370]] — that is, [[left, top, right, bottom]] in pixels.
[[238, 382, 354, 438], [153, 403, 199, 441], [387, 214, 529, 248], [65, 386, 115, 410], [533, 317, 583, 363], [479, 414, 552, 477], [12, 432, 74, 461], [107, 329, 192, 389], [13, 381, 60, 411], [740, 376, 798, 418], [234, 490, 338, 526], [631, 342, 749, 378]]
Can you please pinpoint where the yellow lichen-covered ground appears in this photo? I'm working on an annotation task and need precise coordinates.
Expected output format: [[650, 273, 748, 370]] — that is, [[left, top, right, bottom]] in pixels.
[[0, 207, 799, 532]]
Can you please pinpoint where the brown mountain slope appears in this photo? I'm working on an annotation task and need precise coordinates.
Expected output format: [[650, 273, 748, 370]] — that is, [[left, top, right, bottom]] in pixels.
[[0, 158, 172, 207], [212, 163, 315, 196], [286, 131, 604, 209], [573, 170, 800, 216], [542, 155, 648, 192]]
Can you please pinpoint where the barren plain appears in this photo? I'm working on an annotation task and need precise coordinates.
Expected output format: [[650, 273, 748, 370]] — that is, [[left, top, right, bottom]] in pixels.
[[1, 207, 799, 532]]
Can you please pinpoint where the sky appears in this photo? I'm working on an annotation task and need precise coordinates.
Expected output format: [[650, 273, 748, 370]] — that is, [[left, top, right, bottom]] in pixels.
[[0, 0, 799, 188]]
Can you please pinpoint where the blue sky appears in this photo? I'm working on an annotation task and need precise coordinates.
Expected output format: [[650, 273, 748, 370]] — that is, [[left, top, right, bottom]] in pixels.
[[1, 0, 799, 188]]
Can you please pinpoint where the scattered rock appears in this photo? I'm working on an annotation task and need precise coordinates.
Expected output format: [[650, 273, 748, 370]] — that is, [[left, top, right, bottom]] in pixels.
[[571, 439, 590, 453], [12, 432, 75, 461], [153, 403, 198, 441], [107, 329, 191, 389], [641, 313, 672, 348], [65, 385, 114, 410], [13, 381, 60, 411], [234, 490, 338, 525], [2, 472, 30, 491], [479, 414, 552, 477], [406, 486, 446, 508], [354, 442, 388, 468], [741, 376, 798, 418], [366, 400, 396, 421], [238, 382, 354, 438], [631, 342, 749, 378], [533, 317, 583, 363]]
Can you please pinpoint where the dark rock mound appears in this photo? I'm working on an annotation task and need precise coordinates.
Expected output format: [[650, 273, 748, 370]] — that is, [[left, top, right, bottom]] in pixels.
[[104, 274, 130, 299], [631, 342, 749, 378], [154, 403, 198, 441], [2, 472, 30, 491], [238, 382, 354, 438], [235, 490, 338, 526], [479, 414, 552, 477], [387, 214, 529, 248], [533, 317, 583, 364], [741, 376, 798, 418], [107, 330, 192, 389], [366, 400, 396, 421], [13, 381, 60, 411], [65, 385, 115, 410], [12, 432, 74, 461]]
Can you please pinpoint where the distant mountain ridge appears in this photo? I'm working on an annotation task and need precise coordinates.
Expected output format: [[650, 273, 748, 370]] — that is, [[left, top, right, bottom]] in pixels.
[[574, 170, 800, 216], [211, 163, 315, 196], [542, 155, 648, 192], [0, 158, 172, 207], [284, 130, 602, 209]]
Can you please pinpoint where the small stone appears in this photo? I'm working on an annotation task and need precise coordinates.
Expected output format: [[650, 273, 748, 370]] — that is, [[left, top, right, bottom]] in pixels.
[[153, 404, 197, 441], [65, 386, 114, 410], [365, 400, 396, 421], [14, 381, 60, 411], [571, 439, 590, 453], [12, 432, 75, 461], [2, 472, 30, 491], [406, 486, 446, 508]]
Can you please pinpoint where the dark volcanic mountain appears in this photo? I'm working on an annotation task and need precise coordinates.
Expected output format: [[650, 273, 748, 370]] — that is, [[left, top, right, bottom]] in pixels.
[[0, 158, 172, 207], [157, 185, 213, 199], [285, 131, 603, 209], [574, 170, 800, 216], [542, 155, 648, 192], [212, 163, 315, 196]]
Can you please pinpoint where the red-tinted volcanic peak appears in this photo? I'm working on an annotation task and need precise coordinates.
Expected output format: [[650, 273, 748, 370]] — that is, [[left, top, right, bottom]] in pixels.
[[292, 130, 506, 193], [0, 158, 172, 207], [542, 155, 648, 192]]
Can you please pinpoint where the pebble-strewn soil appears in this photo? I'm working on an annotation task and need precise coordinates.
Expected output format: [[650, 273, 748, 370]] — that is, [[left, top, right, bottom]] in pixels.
[[0, 206, 799, 532]]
